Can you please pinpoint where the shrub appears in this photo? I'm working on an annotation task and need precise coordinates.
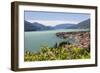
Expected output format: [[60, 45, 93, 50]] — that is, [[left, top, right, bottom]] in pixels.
[[24, 43, 90, 61]]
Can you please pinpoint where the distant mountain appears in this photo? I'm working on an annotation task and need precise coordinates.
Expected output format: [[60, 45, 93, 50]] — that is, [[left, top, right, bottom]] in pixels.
[[24, 20, 53, 31], [54, 24, 75, 29], [76, 19, 90, 29], [24, 20, 38, 31], [67, 19, 90, 29], [24, 19, 90, 31], [54, 19, 90, 29]]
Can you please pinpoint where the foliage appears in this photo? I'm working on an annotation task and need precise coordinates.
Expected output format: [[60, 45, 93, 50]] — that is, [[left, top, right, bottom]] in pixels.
[[24, 42, 90, 61]]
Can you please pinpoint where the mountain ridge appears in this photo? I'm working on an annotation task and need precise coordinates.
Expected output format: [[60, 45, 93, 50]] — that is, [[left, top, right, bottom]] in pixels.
[[24, 19, 90, 31]]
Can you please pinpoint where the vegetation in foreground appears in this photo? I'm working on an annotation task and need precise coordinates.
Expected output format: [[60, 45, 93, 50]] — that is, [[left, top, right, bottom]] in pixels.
[[24, 43, 90, 62]]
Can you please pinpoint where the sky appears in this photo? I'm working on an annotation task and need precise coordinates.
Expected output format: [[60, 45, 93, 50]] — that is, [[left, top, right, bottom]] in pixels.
[[24, 11, 90, 26]]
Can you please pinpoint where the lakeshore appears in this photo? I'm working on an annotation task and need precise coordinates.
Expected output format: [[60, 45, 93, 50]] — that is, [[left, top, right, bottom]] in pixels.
[[24, 30, 90, 61]]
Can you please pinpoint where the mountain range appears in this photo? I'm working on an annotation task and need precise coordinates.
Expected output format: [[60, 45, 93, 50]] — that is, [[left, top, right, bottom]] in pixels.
[[24, 19, 90, 31]]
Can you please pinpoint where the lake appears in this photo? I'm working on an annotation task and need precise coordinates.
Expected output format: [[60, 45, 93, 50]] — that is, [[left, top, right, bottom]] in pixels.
[[24, 29, 89, 52]]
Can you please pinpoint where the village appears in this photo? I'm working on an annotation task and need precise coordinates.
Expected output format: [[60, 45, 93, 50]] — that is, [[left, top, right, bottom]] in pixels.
[[56, 31, 90, 51]]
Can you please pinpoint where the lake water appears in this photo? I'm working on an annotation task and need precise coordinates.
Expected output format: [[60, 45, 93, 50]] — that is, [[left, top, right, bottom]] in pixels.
[[24, 29, 89, 52]]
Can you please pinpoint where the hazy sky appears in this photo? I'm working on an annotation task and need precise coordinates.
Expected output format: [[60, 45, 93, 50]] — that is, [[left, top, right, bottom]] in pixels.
[[24, 11, 90, 26]]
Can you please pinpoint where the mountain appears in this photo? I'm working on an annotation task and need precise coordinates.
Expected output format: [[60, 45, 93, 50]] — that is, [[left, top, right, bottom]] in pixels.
[[67, 19, 90, 29], [53, 19, 90, 29], [54, 24, 75, 29], [24, 20, 37, 31], [24, 20, 46, 31], [24, 20, 53, 31], [76, 19, 90, 29], [24, 19, 90, 31]]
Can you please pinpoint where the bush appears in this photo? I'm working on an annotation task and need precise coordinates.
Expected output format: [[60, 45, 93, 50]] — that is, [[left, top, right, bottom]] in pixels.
[[24, 43, 90, 61]]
